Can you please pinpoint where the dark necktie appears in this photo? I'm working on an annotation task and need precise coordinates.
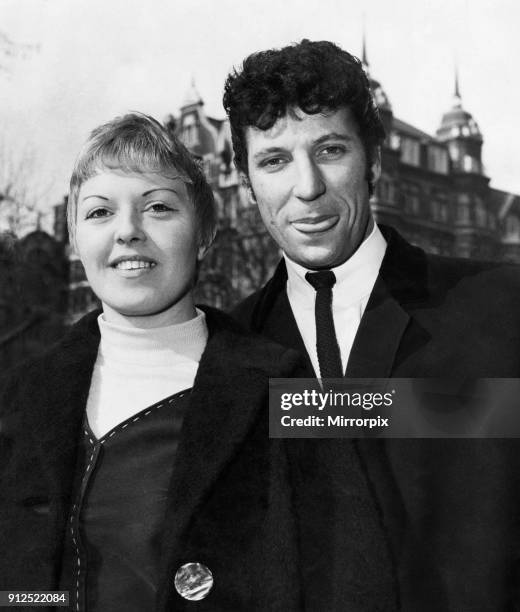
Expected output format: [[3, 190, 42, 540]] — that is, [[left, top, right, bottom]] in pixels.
[[305, 270, 343, 379]]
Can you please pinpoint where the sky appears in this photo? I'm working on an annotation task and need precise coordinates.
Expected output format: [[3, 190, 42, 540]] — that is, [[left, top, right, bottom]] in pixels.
[[1, 0, 519, 225]]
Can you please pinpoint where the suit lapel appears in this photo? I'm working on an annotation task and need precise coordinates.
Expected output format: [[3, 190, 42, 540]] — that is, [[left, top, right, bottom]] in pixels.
[[346, 277, 410, 377], [347, 225, 431, 378]]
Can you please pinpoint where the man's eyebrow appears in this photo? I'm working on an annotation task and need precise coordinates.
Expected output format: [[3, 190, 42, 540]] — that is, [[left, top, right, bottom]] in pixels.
[[142, 187, 181, 196], [313, 133, 353, 145], [252, 147, 285, 161]]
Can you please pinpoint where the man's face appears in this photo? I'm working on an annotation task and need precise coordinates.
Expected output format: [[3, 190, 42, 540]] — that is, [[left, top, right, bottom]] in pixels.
[[245, 107, 380, 269]]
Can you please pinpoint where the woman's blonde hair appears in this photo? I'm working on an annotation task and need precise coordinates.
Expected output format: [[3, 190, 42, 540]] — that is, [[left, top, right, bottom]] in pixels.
[[68, 112, 217, 250]]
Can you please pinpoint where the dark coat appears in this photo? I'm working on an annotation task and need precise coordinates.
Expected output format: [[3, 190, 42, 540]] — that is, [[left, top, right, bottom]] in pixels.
[[232, 225, 520, 611], [0, 307, 308, 611]]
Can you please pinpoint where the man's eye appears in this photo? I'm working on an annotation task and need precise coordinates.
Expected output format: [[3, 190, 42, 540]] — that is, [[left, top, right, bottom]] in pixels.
[[261, 157, 287, 170], [317, 145, 346, 158], [86, 208, 111, 219]]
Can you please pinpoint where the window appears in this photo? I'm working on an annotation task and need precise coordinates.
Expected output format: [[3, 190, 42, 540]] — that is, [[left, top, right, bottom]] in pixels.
[[475, 199, 487, 227], [505, 214, 520, 238], [463, 155, 480, 173], [181, 114, 199, 148], [427, 146, 449, 174], [458, 195, 470, 223], [389, 132, 401, 151], [401, 138, 421, 166]]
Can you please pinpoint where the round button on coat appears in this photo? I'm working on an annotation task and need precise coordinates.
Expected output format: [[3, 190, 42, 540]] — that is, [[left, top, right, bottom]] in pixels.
[[175, 562, 214, 601]]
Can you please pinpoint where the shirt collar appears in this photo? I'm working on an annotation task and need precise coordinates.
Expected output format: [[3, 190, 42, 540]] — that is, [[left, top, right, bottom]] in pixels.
[[284, 222, 387, 309]]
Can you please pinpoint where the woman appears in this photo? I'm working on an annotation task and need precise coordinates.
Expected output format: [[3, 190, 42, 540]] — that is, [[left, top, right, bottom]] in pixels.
[[0, 113, 303, 611]]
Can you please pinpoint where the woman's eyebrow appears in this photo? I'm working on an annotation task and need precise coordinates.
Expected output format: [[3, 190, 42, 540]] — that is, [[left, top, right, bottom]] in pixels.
[[82, 194, 109, 202], [142, 187, 181, 197]]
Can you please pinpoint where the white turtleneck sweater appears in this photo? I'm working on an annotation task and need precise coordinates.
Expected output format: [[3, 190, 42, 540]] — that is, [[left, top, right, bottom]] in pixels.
[[86, 309, 208, 439]]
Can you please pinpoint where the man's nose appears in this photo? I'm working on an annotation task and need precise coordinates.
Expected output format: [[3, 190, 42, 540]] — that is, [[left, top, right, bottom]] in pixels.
[[115, 210, 146, 244], [292, 156, 326, 201]]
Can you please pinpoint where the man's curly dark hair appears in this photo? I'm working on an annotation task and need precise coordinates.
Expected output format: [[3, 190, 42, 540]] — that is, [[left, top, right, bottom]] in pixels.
[[223, 39, 386, 195]]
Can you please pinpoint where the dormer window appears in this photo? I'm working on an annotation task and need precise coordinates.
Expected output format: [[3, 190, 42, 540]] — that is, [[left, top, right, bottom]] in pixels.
[[401, 137, 420, 166]]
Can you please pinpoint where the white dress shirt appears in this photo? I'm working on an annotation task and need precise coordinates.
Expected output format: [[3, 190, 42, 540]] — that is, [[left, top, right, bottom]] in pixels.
[[285, 223, 387, 377]]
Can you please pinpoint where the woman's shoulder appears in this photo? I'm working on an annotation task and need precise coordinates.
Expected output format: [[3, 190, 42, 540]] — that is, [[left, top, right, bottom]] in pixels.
[[199, 305, 305, 378], [0, 310, 101, 415]]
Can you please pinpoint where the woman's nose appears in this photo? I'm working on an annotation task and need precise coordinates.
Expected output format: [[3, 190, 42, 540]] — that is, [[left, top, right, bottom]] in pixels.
[[115, 211, 146, 244], [292, 156, 326, 201]]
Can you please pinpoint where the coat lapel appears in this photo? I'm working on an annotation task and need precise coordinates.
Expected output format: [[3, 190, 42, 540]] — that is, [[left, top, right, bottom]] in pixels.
[[3, 310, 101, 587], [156, 309, 299, 604], [27, 312, 100, 518]]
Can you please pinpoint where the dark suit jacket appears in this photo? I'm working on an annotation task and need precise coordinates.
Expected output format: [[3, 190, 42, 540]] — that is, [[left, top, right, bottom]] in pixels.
[[232, 225, 520, 611], [0, 307, 308, 611]]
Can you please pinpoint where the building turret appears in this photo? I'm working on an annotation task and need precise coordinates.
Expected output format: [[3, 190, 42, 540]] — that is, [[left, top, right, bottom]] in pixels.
[[436, 69, 484, 174], [175, 79, 219, 158]]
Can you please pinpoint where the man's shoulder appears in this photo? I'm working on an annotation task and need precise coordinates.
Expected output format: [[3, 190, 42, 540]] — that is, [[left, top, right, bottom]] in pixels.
[[231, 287, 266, 329], [380, 224, 520, 302], [201, 304, 304, 377], [423, 251, 520, 305]]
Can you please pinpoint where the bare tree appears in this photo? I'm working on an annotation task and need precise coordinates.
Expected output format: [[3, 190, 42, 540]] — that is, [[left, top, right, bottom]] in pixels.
[[0, 139, 53, 235], [0, 30, 45, 234], [0, 29, 39, 75]]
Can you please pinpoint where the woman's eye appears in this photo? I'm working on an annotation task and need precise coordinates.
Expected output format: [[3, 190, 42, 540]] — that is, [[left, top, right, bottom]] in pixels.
[[86, 207, 111, 220], [147, 202, 174, 213]]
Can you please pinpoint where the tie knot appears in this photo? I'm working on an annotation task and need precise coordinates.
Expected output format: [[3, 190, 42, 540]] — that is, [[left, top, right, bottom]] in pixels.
[[305, 270, 336, 291]]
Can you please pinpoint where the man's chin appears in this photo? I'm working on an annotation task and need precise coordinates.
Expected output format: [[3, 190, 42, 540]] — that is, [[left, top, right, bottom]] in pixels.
[[286, 248, 347, 271]]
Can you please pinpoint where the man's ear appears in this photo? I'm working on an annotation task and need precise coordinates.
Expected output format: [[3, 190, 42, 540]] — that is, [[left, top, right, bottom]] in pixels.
[[371, 148, 382, 185], [241, 173, 256, 204], [197, 244, 209, 260]]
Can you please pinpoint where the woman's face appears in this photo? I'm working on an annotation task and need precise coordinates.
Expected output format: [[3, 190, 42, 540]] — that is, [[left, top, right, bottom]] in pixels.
[[75, 169, 202, 326]]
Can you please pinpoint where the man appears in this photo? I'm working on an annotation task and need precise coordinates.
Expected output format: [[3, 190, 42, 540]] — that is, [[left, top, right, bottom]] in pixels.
[[224, 40, 520, 610]]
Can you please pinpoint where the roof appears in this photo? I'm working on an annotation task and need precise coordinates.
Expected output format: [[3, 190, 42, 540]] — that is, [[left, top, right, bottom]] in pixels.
[[392, 117, 433, 142], [489, 188, 520, 219]]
